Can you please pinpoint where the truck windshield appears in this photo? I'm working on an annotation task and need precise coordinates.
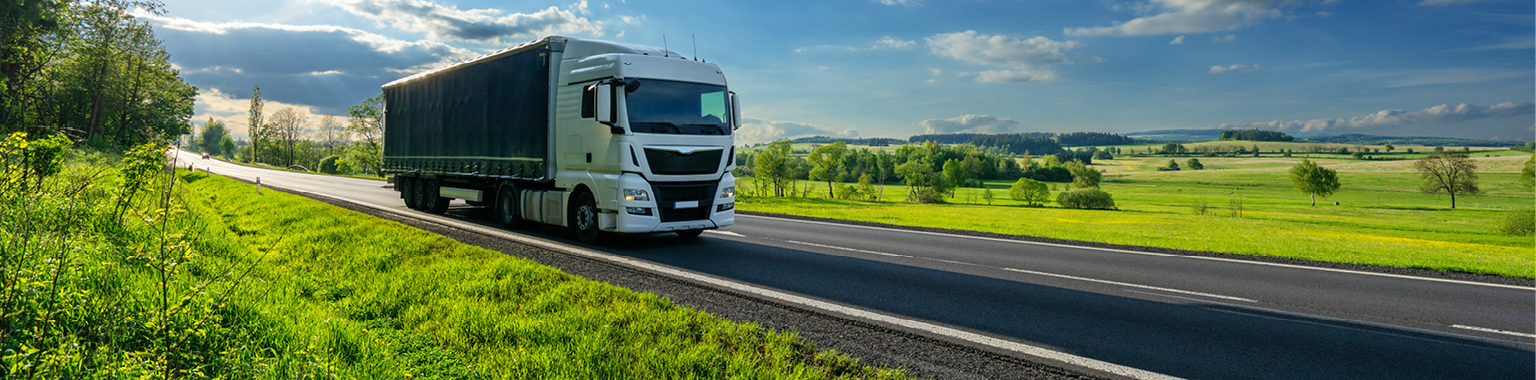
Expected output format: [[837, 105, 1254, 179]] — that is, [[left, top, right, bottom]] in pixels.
[[626, 79, 730, 136]]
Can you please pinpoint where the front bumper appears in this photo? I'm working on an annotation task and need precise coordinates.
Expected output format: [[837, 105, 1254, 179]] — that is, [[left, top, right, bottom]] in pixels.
[[608, 173, 735, 233]]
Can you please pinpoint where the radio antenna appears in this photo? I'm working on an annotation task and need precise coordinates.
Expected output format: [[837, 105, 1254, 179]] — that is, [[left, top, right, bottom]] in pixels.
[[662, 35, 669, 57], [692, 34, 698, 61]]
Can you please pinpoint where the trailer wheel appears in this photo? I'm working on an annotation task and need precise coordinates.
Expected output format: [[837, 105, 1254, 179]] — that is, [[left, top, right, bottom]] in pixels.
[[402, 177, 421, 209], [496, 185, 527, 229], [676, 229, 703, 239], [423, 179, 449, 213], [568, 191, 604, 244]]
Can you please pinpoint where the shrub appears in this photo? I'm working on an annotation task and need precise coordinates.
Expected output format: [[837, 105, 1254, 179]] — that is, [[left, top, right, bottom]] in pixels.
[[911, 186, 946, 203], [1500, 209, 1534, 236], [1030, 166, 1072, 182], [1186, 158, 1204, 170], [318, 155, 342, 174], [1056, 188, 1117, 210]]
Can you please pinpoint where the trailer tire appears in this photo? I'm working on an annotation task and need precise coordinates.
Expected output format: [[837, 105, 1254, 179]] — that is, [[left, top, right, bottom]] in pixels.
[[568, 191, 604, 244], [495, 185, 527, 229], [423, 179, 449, 213], [676, 229, 703, 239], [402, 177, 421, 209]]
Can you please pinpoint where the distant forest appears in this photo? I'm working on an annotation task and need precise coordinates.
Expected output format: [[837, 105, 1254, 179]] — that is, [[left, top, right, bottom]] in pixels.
[[789, 136, 907, 146], [1219, 129, 1295, 142], [1300, 134, 1524, 147]]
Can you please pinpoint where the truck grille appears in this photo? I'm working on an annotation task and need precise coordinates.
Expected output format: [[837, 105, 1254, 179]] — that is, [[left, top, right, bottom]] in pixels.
[[644, 147, 722, 175], [652, 182, 717, 223]]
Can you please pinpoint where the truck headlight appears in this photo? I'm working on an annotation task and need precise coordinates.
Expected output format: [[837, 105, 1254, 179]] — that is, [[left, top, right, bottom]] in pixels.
[[719, 186, 735, 199], [624, 189, 649, 201]]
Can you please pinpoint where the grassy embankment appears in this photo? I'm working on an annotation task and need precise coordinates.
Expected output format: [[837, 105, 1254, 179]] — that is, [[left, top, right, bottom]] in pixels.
[[738, 148, 1534, 278], [2, 141, 907, 378]]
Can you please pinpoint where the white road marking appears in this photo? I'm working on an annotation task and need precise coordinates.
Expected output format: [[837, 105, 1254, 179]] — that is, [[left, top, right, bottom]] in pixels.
[[1452, 324, 1536, 339], [210, 172, 1182, 380], [786, 240, 1254, 303], [1129, 290, 1536, 346], [738, 214, 1533, 290], [703, 230, 745, 237]]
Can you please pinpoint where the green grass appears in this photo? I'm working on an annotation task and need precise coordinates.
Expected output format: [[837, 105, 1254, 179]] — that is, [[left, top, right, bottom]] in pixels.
[[737, 155, 1535, 278], [3, 145, 909, 379]]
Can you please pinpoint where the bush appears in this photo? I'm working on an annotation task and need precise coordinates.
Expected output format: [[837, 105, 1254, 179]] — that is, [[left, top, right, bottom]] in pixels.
[[1501, 209, 1534, 236], [1056, 188, 1117, 210], [1030, 166, 1072, 182], [911, 186, 946, 203], [318, 155, 342, 174], [1186, 158, 1204, 170]]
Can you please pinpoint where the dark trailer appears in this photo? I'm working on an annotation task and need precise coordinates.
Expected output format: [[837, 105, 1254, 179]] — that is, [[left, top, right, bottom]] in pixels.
[[382, 40, 561, 181]]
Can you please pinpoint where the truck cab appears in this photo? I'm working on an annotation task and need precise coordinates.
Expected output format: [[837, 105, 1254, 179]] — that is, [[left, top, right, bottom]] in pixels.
[[553, 38, 739, 240]]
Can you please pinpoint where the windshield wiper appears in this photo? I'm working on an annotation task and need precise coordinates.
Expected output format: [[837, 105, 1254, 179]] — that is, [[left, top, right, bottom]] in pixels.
[[682, 124, 726, 135], [631, 121, 680, 134]]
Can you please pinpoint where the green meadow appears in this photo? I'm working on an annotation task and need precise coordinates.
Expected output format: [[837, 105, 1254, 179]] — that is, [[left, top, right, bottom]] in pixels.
[[737, 147, 1535, 278]]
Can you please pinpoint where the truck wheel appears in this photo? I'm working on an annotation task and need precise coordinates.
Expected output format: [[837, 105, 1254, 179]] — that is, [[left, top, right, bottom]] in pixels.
[[424, 179, 449, 214], [676, 229, 703, 239], [568, 191, 604, 244], [496, 185, 527, 229], [402, 177, 421, 209]]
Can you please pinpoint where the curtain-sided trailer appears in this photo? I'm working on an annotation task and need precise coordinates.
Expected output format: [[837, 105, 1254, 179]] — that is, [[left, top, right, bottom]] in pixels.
[[382, 36, 740, 244]]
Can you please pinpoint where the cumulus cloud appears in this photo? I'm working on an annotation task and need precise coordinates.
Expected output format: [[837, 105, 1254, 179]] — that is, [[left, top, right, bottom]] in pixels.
[[320, 0, 602, 43], [192, 88, 338, 141], [1209, 64, 1261, 73], [1219, 102, 1535, 132], [1169, 35, 1185, 44], [1065, 0, 1317, 36], [136, 13, 475, 115], [735, 117, 859, 146], [919, 114, 1022, 134], [924, 31, 1077, 83]]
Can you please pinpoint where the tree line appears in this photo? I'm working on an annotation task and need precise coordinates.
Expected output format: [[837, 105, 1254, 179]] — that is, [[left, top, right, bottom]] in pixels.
[[1219, 129, 1294, 142], [1, 0, 197, 152], [735, 140, 1112, 205]]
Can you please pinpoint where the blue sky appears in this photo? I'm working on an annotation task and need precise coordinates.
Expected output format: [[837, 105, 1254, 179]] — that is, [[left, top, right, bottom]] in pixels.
[[141, 0, 1535, 144]]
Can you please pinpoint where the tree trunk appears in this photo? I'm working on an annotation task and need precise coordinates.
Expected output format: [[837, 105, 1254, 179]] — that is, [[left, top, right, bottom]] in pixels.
[[826, 179, 834, 199], [1310, 193, 1315, 206], [1450, 192, 1456, 209]]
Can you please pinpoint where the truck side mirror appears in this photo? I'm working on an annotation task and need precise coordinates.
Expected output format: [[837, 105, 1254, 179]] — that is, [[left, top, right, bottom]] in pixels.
[[595, 83, 614, 124], [729, 91, 741, 130]]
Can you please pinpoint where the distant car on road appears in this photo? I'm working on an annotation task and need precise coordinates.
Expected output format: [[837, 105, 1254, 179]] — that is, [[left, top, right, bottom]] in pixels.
[[201, 153, 210, 159]]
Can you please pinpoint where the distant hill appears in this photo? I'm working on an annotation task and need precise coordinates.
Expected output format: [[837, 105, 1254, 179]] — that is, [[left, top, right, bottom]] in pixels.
[[1124, 129, 1226, 142], [1299, 134, 1524, 147], [789, 136, 906, 146]]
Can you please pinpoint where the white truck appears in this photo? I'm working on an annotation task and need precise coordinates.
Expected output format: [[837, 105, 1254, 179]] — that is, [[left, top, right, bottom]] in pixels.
[[381, 36, 739, 244]]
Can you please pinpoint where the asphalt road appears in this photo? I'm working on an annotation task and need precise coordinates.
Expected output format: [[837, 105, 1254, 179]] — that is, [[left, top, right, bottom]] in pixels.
[[173, 150, 1534, 380]]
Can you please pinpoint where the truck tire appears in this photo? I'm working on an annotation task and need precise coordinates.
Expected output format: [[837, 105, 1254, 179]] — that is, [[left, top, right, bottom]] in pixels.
[[495, 185, 527, 229], [402, 177, 421, 209], [423, 179, 449, 214], [568, 191, 604, 244], [676, 229, 704, 239]]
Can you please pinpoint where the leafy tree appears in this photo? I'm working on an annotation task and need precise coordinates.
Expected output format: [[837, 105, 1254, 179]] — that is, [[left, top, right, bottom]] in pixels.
[[269, 107, 309, 167], [1522, 153, 1534, 191], [896, 159, 947, 203], [942, 159, 967, 196], [198, 118, 228, 155], [1289, 158, 1340, 206], [218, 135, 236, 159], [754, 140, 793, 196], [248, 85, 263, 163], [1063, 161, 1101, 189], [1009, 178, 1050, 206], [1413, 151, 1479, 209], [1057, 189, 1116, 210], [1160, 159, 1180, 171], [1185, 158, 1204, 170], [808, 142, 848, 198], [981, 187, 995, 205], [1384, 143, 1395, 153], [856, 173, 877, 201], [1405, 148, 1414, 154]]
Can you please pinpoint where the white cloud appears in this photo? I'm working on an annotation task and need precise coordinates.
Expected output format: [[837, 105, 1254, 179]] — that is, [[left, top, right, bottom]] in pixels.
[[1065, 0, 1317, 37], [876, 0, 921, 6], [1470, 36, 1534, 51], [1210, 64, 1261, 73], [872, 36, 917, 50], [1219, 102, 1536, 132], [1315, 11, 1330, 17], [735, 117, 858, 146], [620, 15, 645, 24], [919, 114, 1021, 134], [319, 0, 602, 43], [924, 31, 1077, 83], [1170, 35, 1185, 44], [1212, 33, 1236, 42], [1380, 68, 1530, 87]]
